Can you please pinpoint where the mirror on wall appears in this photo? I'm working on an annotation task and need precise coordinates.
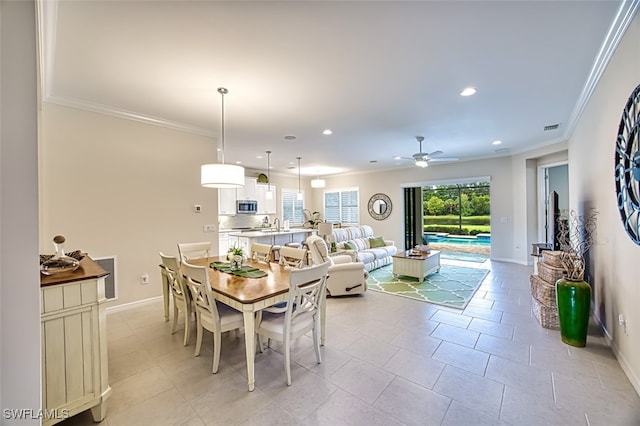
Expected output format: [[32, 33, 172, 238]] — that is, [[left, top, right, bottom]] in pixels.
[[368, 193, 392, 220]]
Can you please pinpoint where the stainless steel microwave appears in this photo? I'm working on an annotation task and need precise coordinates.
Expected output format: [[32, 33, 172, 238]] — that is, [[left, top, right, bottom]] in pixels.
[[236, 199, 258, 214]]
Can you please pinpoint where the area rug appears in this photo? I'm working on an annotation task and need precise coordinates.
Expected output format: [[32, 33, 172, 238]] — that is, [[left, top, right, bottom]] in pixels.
[[366, 264, 489, 309]]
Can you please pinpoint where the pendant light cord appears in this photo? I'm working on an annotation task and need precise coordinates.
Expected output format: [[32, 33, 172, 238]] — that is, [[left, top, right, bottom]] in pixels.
[[266, 151, 271, 191], [297, 156, 301, 193], [218, 87, 228, 165]]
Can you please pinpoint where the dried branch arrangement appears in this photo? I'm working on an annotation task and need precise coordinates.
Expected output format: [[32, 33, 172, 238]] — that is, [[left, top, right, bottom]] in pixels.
[[557, 209, 598, 281]]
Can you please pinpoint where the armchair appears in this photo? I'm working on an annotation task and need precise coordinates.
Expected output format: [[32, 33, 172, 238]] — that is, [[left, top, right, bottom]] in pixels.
[[305, 235, 367, 296]]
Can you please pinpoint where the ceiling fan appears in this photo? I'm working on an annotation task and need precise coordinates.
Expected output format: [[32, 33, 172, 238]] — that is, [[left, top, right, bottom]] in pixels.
[[400, 136, 459, 167]]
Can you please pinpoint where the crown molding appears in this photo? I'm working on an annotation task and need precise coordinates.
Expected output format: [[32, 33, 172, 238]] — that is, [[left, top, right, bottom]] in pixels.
[[45, 95, 214, 137], [565, 0, 640, 138]]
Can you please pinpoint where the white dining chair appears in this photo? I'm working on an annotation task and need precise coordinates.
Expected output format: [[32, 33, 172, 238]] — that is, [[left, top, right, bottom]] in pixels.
[[278, 246, 307, 269], [250, 242, 273, 263], [182, 261, 244, 373], [159, 252, 192, 346], [256, 261, 330, 385], [177, 241, 212, 262]]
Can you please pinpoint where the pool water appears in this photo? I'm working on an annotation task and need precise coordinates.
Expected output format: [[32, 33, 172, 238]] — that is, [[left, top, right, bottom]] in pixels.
[[424, 234, 491, 246]]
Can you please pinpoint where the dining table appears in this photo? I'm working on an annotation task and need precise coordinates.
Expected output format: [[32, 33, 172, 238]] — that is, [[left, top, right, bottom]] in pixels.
[[184, 256, 326, 391]]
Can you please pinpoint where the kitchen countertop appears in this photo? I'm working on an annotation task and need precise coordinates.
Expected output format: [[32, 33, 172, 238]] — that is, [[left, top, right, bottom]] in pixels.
[[228, 228, 314, 238]]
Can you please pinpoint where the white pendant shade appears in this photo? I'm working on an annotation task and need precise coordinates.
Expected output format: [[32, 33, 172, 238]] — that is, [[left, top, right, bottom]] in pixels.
[[265, 189, 273, 199], [201, 163, 245, 188], [311, 178, 326, 188]]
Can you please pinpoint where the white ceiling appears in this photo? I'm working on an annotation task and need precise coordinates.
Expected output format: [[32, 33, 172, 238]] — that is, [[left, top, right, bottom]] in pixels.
[[40, 0, 626, 177]]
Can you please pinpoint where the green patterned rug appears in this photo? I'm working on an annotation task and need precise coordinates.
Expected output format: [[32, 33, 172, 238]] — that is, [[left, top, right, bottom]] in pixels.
[[367, 264, 489, 309]]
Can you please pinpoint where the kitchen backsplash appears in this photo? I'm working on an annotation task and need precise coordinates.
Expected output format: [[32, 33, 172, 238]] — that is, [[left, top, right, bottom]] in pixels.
[[219, 215, 274, 230]]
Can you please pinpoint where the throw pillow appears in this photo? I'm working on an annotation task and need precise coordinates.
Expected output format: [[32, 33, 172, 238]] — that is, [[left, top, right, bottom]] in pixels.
[[369, 236, 386, 248], [344, 241, 357, 250]]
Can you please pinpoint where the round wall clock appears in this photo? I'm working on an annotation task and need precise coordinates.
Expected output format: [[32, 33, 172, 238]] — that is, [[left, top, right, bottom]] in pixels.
[[368, 193, 392, 220], [614, 83, 640, 245]]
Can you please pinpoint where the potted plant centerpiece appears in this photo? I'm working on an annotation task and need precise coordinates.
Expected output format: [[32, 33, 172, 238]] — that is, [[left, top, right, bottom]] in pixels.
[[227, 245, 245, 271], [555, 209, 598, 347]]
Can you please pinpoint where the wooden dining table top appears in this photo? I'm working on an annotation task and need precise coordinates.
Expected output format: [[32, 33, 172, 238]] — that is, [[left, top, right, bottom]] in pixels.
[[185, 256, 292, 304]]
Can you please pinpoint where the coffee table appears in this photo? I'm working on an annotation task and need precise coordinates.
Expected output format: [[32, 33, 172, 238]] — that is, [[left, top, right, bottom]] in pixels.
[[392, 250, 441, 282]]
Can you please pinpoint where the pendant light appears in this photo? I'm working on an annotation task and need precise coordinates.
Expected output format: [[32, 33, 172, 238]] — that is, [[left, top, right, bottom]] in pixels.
[[265, 150, 273, 200], [201, 87, 245, 188], [311, 173, 325, 188], [296, 156, 303, 200]]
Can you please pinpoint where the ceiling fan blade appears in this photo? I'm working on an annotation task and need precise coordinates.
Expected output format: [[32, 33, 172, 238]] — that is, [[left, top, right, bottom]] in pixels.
[[427, 150, 444, 157], [428, 157, 459, 163]]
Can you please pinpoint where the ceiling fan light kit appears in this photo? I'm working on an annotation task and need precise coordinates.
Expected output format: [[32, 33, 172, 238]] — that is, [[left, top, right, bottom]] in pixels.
[[399, 136, 459, 167]]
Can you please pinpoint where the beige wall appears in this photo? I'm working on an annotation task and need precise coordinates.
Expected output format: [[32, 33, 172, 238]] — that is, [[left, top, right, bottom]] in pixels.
[[40, 103, 314, 306], [568, 14, 640, 392], [41, 104, 221, 305]]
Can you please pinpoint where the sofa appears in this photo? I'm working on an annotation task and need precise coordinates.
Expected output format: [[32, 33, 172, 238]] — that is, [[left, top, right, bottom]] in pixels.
[[328, 225, 398, 272]]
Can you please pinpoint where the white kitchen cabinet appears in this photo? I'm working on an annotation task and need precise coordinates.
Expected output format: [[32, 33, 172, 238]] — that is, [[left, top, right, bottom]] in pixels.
[[218, 187, 237, 215], [40, 257, 111, 425], [236, 178, 257, 200], [256, 183, 277, 214], [218, 231, 230, 256]]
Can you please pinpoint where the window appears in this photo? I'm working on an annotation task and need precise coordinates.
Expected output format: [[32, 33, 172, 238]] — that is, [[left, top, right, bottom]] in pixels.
[[324, 188, 359, 225], [281, 188, 304, 225], [422, 182, 490, 236]]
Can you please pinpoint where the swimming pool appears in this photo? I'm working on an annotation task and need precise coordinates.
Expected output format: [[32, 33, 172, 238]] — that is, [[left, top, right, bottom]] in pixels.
[[424, 233, 491, 246]]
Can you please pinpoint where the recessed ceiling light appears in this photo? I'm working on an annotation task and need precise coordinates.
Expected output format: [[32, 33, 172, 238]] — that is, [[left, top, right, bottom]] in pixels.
[[323, 129, 333, 135], [235, 161, 242, 164], [492, 140, 502, 145], [284, 135, 297, 140], [256, 155, 263, 159], [460, 87, 477, 97], [369, 160, 378, 163]]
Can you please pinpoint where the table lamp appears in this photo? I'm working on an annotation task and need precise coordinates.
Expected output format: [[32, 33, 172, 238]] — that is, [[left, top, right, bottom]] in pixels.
[[317, 222, 334, 243]]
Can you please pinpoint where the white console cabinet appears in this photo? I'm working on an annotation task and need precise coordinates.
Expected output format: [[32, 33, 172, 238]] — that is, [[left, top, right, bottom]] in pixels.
[[40, 257, 111, 425]]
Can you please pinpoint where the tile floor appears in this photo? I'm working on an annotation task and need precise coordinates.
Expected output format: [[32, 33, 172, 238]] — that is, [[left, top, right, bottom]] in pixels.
[[61, 259, 640, 426]]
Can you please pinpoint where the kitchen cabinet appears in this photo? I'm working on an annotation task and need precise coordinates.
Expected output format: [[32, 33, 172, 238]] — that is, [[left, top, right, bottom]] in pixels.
[[256, 183, 277, 214], [236, 178, 257, 200], [218, 187, 237, 215], [218, 231, 230, 256]]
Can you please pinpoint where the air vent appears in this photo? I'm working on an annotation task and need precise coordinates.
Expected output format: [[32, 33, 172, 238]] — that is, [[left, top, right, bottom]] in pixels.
[[544, 123, 560, 131]]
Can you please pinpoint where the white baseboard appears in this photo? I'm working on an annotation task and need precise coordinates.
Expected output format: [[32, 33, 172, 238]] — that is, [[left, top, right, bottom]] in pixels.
[[490, 257, 530, 265], [593, 312, 640, 397], [106, 295, 163, 315]]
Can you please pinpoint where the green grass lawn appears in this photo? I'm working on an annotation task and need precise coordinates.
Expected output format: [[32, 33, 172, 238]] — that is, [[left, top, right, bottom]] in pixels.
[[423, 215, 491, 234]]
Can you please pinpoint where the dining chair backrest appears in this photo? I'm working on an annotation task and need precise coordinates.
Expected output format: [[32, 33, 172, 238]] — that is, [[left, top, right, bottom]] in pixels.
[[159, 252, 186, 298], [251, 243, 273, 263], [286, 261, 330, 324], [279, 246, 307, 269], [182, 261, 220, 322], [177, 241, 212, 262], [160, 252, 193, 345]]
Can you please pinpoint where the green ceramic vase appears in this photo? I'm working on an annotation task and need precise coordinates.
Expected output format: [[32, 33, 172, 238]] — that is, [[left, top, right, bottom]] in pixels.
[[555, 277, 591, 347]]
